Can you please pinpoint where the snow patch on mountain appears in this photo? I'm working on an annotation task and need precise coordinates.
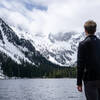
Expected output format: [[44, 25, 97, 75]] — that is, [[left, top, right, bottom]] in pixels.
[[0, 65, 5, 79], [0, 26, 31, 64]]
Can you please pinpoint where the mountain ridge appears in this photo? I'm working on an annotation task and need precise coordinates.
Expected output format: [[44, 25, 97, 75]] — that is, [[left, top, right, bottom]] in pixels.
[[0, 18, 66, 78]]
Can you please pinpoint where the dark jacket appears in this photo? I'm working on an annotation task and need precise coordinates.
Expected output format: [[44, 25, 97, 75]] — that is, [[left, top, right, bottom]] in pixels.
[[77, 34, 100, 85]]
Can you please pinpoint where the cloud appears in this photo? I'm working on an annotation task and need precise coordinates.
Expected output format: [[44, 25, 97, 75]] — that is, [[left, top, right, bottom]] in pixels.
[[0, 0, 100, 35]]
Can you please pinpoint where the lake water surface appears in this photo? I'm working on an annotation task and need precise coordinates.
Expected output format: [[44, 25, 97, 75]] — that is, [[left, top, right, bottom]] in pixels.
[[0, 78, 86, 100]]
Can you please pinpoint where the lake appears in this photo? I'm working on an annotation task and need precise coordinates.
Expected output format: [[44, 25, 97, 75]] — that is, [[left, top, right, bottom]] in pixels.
[[0, 78, 86, 100]]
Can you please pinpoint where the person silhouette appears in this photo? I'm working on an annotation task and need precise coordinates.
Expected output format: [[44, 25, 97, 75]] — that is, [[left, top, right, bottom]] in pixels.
[[77, 20, 100, 100]]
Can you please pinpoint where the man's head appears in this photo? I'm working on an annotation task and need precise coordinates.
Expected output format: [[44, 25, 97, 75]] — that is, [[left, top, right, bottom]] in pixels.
[[84, 20, 97, 35]]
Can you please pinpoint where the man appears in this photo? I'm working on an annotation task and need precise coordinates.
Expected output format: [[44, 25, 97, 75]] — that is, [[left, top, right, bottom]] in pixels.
[[77, 20, 100, 100]]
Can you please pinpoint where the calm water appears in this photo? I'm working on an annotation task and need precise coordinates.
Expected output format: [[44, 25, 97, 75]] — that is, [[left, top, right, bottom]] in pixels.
[[0, 78, 86, 100]]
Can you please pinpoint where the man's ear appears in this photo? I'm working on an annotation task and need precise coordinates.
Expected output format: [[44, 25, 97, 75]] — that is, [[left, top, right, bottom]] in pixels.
[[85, 30, 88, 35]]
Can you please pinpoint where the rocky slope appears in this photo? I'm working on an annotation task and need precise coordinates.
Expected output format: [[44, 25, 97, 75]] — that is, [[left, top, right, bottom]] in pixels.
[[0, 18, 62, 77]]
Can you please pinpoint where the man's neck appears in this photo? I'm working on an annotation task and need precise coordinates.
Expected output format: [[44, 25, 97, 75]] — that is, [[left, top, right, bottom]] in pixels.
[[86, 34, 95, 37]]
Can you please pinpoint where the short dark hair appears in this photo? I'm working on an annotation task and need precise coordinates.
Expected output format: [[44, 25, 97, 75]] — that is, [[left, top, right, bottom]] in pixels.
[[84, 20, 97, 34]]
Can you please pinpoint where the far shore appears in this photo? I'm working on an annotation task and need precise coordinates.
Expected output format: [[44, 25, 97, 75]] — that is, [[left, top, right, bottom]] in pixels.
[[0, 77, 76, 80]]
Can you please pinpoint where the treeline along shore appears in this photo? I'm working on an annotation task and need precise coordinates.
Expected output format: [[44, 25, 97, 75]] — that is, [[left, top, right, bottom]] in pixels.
[[0, 52, 77, 78]]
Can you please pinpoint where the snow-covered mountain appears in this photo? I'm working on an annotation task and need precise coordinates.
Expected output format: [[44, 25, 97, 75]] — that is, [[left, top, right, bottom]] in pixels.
[[11, 25, 85, 66], [11, 23, 100, 67], [0, 18, 66, 77], [33, 32, 84, 66]]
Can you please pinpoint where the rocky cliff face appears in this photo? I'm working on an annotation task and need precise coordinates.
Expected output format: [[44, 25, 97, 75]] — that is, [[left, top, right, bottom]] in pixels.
[[0, 18, 63, 77]]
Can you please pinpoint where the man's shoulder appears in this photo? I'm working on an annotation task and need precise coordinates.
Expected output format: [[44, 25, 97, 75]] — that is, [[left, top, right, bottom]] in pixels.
[[79, 39, 88, 46], [79, 36, 95, 45], [79, 35, 100, 47], [78, 38, 90, 49]]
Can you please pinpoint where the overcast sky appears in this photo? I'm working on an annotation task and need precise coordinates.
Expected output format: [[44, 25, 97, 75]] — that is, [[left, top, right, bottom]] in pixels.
[[0, 0, 100, 35]]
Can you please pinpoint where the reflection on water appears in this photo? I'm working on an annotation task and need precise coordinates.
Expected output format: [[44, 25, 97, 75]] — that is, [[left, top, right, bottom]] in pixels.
[[0, 78, 86, 100]]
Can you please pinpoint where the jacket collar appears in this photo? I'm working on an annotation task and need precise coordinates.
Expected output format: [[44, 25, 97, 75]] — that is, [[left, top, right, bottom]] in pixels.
[[85, 34, 97, 40]]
